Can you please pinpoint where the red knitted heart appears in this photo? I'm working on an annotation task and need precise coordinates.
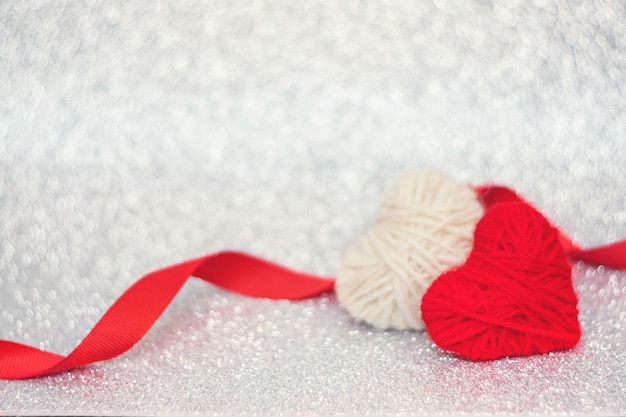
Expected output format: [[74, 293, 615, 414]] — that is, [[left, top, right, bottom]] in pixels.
[[421, 201, 582, 361]]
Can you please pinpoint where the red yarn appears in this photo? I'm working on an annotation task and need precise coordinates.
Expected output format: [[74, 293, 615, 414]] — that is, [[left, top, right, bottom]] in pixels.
[[421, 201, 581, 361], [474, 184, 626, 270]]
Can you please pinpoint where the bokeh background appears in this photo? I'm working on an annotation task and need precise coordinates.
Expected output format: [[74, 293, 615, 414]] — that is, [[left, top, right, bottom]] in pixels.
[[1, 0, 625, 415]]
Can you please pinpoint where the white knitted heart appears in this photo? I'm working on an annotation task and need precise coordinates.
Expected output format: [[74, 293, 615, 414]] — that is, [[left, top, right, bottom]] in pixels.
[[336, 171, 484, 330]]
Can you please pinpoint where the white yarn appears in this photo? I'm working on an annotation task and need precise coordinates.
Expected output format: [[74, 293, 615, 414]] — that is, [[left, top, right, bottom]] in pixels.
[[336, 171, 484, 330]]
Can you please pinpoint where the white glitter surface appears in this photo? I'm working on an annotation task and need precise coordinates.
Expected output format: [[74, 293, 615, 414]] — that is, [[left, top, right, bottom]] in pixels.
[[1, 0, 625, 415]]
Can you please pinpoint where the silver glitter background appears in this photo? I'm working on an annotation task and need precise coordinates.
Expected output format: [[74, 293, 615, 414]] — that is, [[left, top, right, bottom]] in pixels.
[[1, 0, 625, 415]]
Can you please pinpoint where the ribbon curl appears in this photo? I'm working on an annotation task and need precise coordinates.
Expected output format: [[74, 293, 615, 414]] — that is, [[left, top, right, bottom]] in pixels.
[[0, 252, 334, 380]]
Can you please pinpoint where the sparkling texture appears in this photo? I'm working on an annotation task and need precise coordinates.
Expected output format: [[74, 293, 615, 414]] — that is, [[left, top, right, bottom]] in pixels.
[[1, 0, 625, 415]]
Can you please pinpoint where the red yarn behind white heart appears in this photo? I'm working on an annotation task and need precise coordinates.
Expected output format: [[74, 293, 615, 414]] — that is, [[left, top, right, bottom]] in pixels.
[[421, 201, 582, 361]]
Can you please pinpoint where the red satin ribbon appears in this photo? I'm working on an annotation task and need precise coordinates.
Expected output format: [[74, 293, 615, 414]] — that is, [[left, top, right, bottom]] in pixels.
[[0, 252, 334, 380], [0, 185, 624, 380]]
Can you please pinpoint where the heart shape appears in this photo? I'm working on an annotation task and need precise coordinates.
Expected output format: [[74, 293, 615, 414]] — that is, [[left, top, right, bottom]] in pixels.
[[421, 201, 582, 361], [336, 172, 484, 330]]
